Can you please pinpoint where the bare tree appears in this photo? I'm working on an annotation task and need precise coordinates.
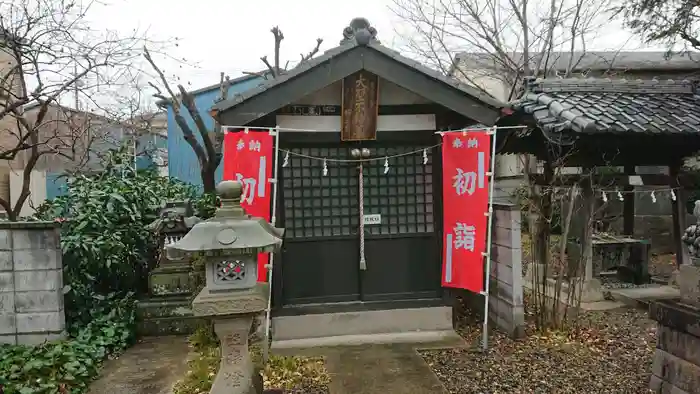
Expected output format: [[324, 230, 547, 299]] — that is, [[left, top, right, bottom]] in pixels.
[[613, 0, 700, 53], [144, 25, 323, 193], [390, 0, 615, 99], [95, 83, 169, 171], [0, 0, 172, 220], [519, 146, 621, 330], [244, 26, 324, 79]]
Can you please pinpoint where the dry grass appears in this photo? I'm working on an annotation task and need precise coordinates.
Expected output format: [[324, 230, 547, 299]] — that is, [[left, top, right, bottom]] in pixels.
[[420, 298, 656, 393], [173, 326, 330, 394]]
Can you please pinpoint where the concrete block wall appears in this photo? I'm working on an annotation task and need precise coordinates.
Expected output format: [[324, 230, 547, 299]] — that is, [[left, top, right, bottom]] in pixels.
[[648, 265, 700, 393], [649, 326, 700, 393], [0, 222, 65, 345], [489, 202, 525, 338]]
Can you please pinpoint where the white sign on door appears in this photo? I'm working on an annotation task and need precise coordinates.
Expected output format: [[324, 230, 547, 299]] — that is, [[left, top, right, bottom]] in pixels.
[[363, 214, 382, 225]]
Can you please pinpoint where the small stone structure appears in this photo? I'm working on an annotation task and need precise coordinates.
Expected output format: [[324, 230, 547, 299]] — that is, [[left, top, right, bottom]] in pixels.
[[147, 201, 203, 296], [488, 202, 525, 338], [0, 221, 65, 345], [167, 181, 284, 394], [137, 201, 203, 336], [648, 203, 700, 393]]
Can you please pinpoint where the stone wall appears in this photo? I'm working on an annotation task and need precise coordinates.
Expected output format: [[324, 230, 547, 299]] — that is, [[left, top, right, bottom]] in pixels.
[[0, 222, 65, 345], [488, 202, 525, 338], [648, 263, 700, 393], [649, 301, 700, 393]]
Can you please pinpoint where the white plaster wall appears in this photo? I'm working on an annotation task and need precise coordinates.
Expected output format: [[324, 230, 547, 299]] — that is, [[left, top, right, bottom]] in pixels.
[[293, 79, 431, 106], [9, 169, 47, 218], [276, 77, 436, 132], [455, 68, 511, 102], [276, 114, 436, 132]]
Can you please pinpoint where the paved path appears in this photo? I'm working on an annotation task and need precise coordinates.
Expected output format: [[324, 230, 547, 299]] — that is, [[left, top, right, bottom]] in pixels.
[[278, 337, 463, 394], [325, 344, 449, 394], [88, 335, 460, 394], [88, 336, 190, 394]]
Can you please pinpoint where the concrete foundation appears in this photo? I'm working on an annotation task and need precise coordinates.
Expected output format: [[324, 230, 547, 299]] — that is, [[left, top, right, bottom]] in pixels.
[[271, 306, 456, 348], [0, 222, 66, 345]]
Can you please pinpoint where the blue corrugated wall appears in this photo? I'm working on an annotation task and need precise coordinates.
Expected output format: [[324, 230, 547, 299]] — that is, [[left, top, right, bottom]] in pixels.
[[46, 173, 69, 200], [166, 77, 263, 189], [46, 132, 168, 200]]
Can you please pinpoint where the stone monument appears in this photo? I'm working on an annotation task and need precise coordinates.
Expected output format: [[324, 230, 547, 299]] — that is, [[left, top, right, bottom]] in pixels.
[[167, 180, 284, 394], [148, 201, 202, 296], [648, 201, 700, 393], [137, 201, 204, 336]]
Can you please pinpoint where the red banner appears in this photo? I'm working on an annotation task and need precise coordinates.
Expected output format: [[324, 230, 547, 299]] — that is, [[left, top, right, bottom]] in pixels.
[[441, 131, 492, 293], [223, 130, 274, 282]]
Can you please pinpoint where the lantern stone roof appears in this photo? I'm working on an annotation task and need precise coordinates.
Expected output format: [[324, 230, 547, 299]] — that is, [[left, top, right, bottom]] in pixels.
[[211, 17, 503, 127], [165, 181, 284, 257], [508, 77, 700, 138]]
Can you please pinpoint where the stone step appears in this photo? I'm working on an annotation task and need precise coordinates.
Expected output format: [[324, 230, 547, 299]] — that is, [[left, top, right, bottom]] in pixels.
[[136, 296, 192, 319], [271, 306, 456, 349], [607, 285, 680, 310], [136, 315, 204, 336], [651, 276, 670, 285], [136, 297, 205, 336]]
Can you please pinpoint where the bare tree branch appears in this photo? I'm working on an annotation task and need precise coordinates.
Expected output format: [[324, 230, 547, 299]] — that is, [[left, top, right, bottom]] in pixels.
[[144, 48, 229, 192], [0, 0, 175, 220], [245, 25, 324, 80], [390, 0, 617, 100], [147, 23, 324, 192], [301, 38, 324, 62]]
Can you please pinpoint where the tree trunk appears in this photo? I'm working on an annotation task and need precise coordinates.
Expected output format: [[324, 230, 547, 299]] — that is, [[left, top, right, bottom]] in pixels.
[[201, 166, 217, 193]]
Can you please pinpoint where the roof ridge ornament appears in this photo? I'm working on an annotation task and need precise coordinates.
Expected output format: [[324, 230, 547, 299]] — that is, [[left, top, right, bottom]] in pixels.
[[340, 17, 379, 46]]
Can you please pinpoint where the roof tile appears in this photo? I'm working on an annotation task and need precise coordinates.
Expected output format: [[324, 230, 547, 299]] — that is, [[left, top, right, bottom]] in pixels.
[[509, 77, 700, 135]]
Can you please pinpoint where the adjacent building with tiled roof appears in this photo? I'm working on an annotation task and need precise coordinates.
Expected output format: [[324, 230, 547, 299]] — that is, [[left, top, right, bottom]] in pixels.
[[510, 77, 700, 139], [451, 50, 700, 200]]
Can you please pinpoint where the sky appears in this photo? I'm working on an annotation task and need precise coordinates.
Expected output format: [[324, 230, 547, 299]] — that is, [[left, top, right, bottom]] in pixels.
[[78, 0, 667, 110], [89, 0, 404, 93]]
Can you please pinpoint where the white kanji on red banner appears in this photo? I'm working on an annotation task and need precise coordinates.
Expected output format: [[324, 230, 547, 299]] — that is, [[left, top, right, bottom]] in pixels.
[[453, 222, 476, 251], [441, 131, 492, 292], [452, 151, 486, 196]]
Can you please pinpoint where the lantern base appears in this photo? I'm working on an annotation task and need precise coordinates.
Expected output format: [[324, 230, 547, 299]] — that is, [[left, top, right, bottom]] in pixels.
[[210, 314, 261, 394], [192, 283, 269, 318]]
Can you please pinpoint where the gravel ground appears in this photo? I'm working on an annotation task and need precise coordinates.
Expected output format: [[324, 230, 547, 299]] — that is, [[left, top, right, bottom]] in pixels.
[[648, 253, 676, 279], [420, 299, 656, 394]]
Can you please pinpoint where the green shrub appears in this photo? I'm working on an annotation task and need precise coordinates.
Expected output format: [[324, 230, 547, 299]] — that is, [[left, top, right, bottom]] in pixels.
[[0, 294, 135, 394], [1, 146, 218, 393], [35, 146, 200, 332]]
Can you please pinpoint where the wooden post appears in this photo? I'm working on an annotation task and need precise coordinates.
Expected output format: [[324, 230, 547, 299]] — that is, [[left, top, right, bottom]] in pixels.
[[623, 165, 635, 236], [580, 174, 595, 281], [670, 161, 689, 266]]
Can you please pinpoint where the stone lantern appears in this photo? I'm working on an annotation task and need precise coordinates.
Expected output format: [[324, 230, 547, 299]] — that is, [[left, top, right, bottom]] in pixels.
[[166, 180, 284, 394]]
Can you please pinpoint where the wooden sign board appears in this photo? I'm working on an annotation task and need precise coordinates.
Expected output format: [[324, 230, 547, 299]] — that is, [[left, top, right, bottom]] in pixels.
[[341, 70, 379, 141]]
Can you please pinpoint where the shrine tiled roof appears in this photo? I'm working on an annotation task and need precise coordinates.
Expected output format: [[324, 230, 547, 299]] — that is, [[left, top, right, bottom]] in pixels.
[[508, 78, 700, 136], [211, 18, 503, 127]]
